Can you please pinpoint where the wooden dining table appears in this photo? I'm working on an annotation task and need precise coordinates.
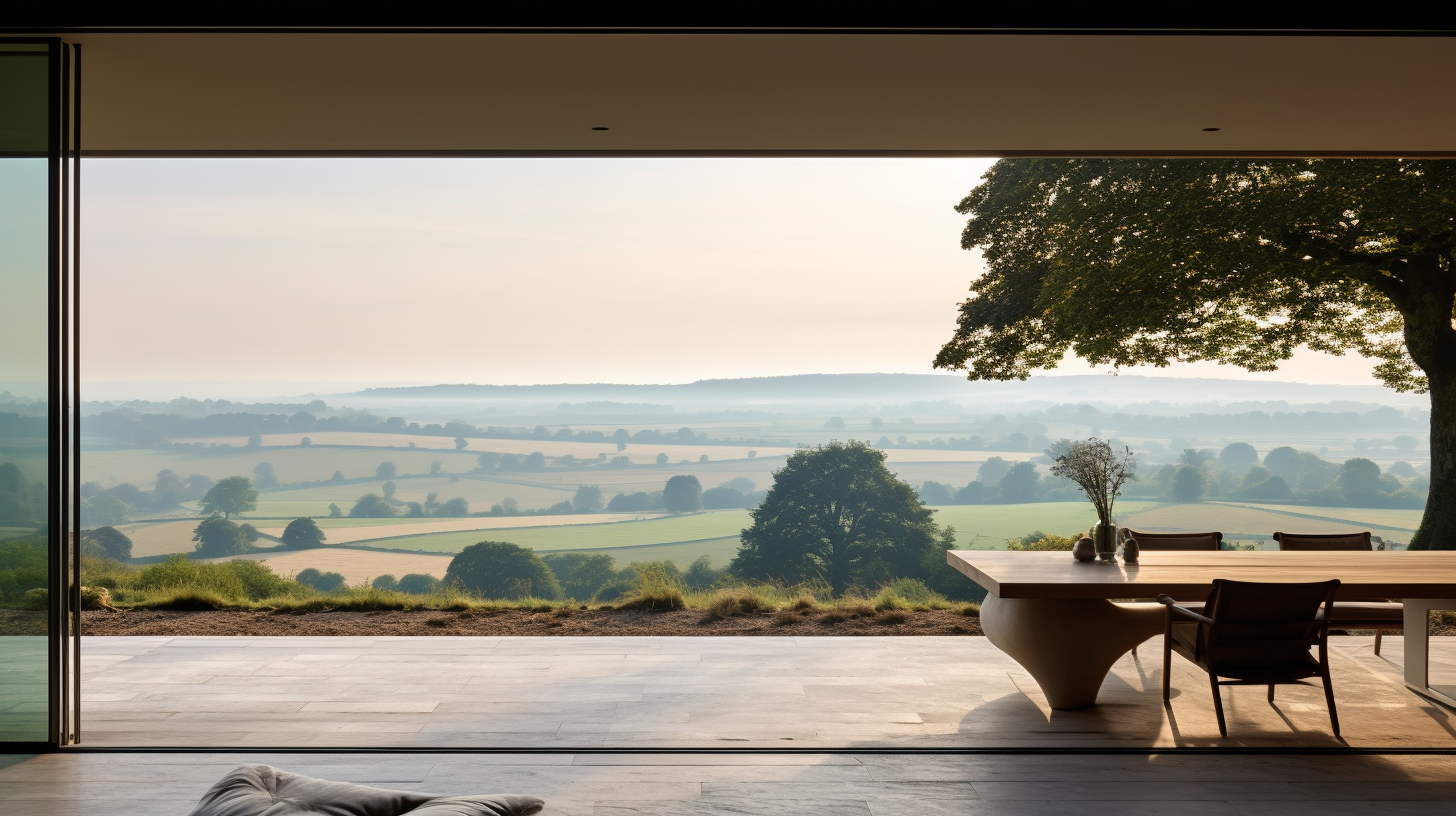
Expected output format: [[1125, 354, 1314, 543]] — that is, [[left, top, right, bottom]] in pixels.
[[947, 549, 1456, 710]]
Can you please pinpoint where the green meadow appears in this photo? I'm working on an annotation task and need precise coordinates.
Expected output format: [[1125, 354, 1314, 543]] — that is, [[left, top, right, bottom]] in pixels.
[[931, 501, 1166, 548]]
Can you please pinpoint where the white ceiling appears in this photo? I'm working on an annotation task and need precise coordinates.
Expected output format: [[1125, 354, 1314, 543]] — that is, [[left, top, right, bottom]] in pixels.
[[58, 32, 1456, 155]]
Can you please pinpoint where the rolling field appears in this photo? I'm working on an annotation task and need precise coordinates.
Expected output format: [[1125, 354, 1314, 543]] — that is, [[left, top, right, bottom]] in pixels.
[[225, 475, 576, 518], [161, 431, 1034, 466], [1208, 503, 1422, 531], [350, 510, 753, 554], [217, 549, 456, 583], [253, 513, 662, 544], [114, 520, 208, 558], [1117, 502, 1418, 542], [930, 501, 1164, 548], [83, 446, 480, 486], [166, 432, 799, 464]]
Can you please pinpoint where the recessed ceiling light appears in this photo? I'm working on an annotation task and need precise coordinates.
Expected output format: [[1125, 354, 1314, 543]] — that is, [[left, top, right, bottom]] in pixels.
[[592, 127, 610, 131], [1203, 127, 1221, 132]]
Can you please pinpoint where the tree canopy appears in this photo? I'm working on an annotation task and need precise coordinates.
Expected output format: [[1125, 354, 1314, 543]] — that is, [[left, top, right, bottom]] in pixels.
[[81, 526, 133, 561], [661, 475, 703, 513], [445, 541, 561, 600], [732, 440, 939, 595], [349, 494, 396, 518], [198, 476, 257, 519], [281, 517, 326, 549], [936, 159, 1456, 549], [191, 515, 252, 558]]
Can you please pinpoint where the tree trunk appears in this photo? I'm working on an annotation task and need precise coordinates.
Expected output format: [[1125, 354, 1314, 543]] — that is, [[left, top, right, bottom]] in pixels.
[[1411, 369, 1456, 549], [1397, 265, 1456, 551]]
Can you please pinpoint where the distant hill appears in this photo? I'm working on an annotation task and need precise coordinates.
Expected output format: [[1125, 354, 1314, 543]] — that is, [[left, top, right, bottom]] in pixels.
[[343, 373, 1421, 412]]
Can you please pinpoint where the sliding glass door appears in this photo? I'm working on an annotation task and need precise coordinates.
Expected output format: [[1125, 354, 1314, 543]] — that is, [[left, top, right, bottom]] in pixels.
[[0, 37, 79, 747]]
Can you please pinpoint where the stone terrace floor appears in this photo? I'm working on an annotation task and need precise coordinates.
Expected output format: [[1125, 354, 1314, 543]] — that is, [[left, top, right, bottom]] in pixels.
[[76, 635, 1456, 749]]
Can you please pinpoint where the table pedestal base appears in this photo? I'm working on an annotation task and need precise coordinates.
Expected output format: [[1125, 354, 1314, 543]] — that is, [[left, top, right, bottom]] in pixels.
[[1404, 599, 1456, 709], [981, 594, 1165, 709]]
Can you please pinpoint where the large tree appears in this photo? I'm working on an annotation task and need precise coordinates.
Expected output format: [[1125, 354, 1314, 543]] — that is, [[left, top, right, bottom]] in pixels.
[[81, 526, 133, 561], [446, 541, 561, 600], [191, 515, 251, 557], [732, 441, 938, 595], [936, 159, 1456, 549], [281, 517, 326, 549], [661, 475, 703, 513], [198, 476, 257, 519]]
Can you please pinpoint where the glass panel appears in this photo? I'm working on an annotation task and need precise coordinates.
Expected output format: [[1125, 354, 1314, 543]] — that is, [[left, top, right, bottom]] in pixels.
[[0, 44, 52, 743]]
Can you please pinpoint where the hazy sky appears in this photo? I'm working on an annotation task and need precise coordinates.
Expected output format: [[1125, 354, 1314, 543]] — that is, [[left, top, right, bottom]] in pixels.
[[82, 158, 1387, 400]]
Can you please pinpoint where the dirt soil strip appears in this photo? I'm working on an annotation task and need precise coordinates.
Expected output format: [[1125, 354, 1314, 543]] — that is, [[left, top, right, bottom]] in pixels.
[[76, 608, 987, 637], [63, 609, 1456, 639]]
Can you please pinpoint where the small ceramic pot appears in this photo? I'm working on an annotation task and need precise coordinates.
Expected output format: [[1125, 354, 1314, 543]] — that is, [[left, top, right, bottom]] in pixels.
[[1073, 537, 1096, 562], [1123, 536, 1140, 564]]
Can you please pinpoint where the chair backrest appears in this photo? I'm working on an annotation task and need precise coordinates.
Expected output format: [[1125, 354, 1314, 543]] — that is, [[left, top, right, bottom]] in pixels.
[[1273, 531, 1372, 551], [1202, 578, 1339, 666], [1125, 529, 1222, 551]]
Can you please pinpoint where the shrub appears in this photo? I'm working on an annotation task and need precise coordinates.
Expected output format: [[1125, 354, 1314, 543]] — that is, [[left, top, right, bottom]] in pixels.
[[684, 555, 721, 590], [1006, 531, 1081, 551], [398, 573, 441, 594], [135, 554, 247, 600], [589, 579, 634, 603], [371, 574, 399, 591], [541, 552, 618, 600], [349, 494, 396, 518], [295, 568, 347, 593], [446, 541, 561, 600], [0, 538, 47, 607]]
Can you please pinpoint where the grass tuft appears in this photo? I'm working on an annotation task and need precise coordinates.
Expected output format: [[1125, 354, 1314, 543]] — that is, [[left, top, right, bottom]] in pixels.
[[703, 588, 774, 620], [132, 589, 229, 611]]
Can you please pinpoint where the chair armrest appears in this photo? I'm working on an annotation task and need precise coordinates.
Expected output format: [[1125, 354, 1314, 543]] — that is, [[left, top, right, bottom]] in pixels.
[[1157, 594, 1215, 625]]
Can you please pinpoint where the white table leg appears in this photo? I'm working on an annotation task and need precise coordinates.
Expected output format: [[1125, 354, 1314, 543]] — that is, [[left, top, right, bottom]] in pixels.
[[980, 594, 1165, 710], [1404, 598, 1456, 708]]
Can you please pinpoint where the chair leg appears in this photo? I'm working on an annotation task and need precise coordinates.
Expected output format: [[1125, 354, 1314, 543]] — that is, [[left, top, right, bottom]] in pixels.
[[1164, 617, 1176, 702], [1374, 630, 1383, 656], [1210, 675, 1227, 737], [1267, 684, 1275, 703], [1321, 669, 1340, 737]]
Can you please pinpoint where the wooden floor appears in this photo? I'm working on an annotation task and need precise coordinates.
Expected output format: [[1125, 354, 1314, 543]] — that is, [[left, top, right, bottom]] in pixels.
[[75, 635, 1456, 749], [5, 750, 1456, 816]]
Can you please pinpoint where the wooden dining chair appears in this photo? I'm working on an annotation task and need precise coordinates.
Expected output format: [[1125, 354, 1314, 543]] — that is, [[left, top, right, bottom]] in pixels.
[[1158, 578, 1341, 737], [1121, 531, 1225, 657], [1274, 531, 1402, 655], [1125, 530, 1223, 550]]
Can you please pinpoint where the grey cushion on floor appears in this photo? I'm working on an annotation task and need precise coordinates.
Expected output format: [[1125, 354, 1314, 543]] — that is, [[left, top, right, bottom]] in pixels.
[[188, 765, 544, 816], [406, 795, 545, 816]]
